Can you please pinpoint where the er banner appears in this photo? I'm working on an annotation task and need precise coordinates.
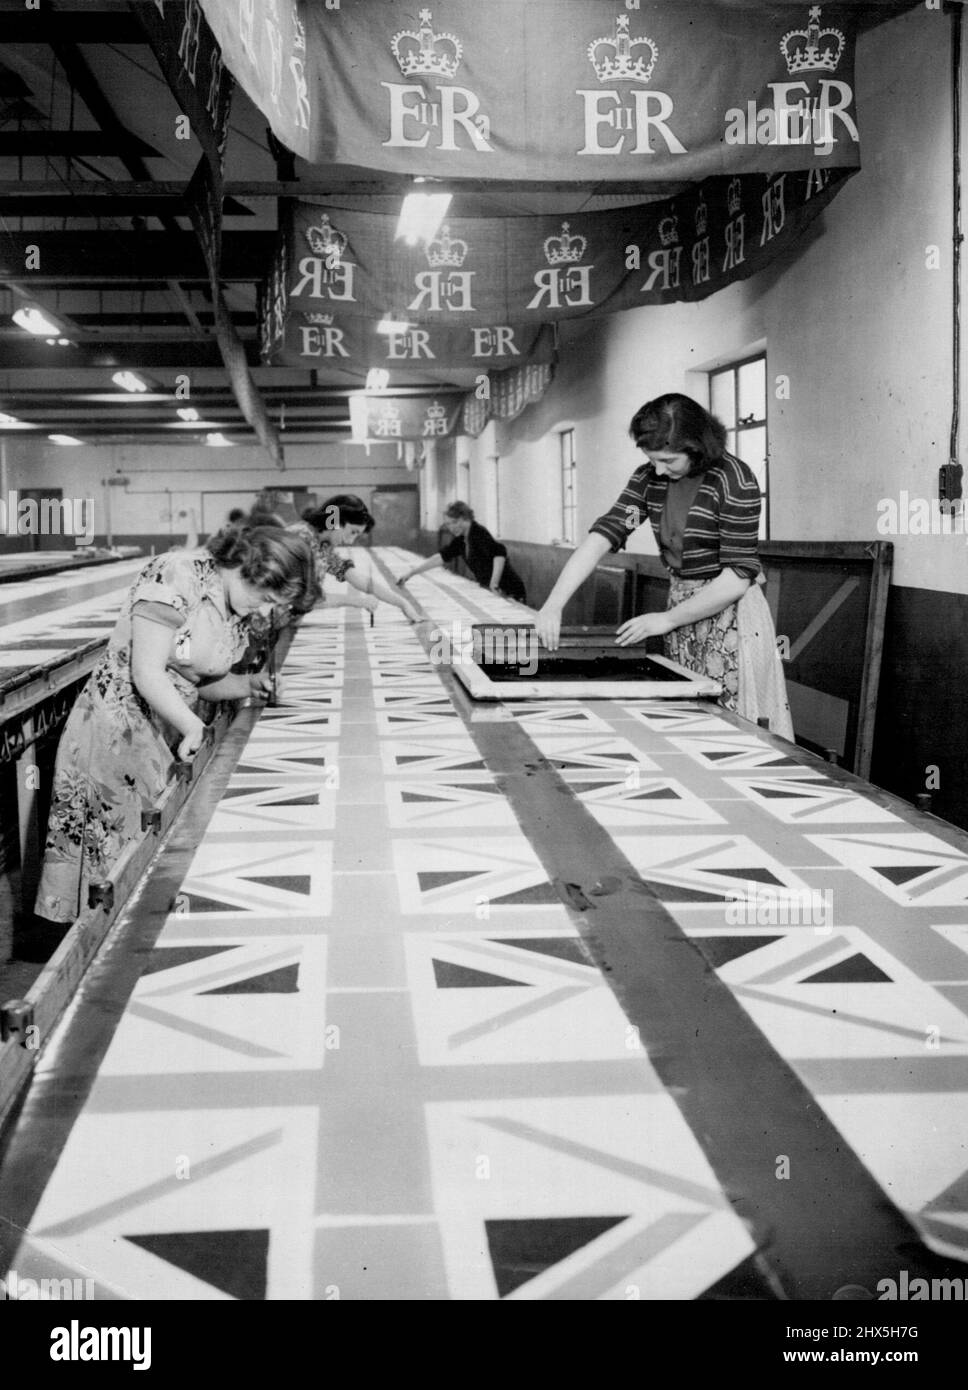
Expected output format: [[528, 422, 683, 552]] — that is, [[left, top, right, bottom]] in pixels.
[[267, 168, 853, 333], [197, 0, 864, 179]]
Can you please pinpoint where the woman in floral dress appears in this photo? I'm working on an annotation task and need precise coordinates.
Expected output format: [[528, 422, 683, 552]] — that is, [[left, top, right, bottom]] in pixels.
[[34, 526, 317, 924], [288, 494, 420, 622], [535, 394, 792, 737]]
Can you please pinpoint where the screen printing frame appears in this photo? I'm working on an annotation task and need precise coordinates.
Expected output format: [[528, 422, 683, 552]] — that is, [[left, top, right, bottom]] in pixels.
[[447, 624, 722, 701]]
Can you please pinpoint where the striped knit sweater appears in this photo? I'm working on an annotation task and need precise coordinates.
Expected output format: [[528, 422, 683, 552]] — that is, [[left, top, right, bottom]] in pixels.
[[589, 452, 762, 579]]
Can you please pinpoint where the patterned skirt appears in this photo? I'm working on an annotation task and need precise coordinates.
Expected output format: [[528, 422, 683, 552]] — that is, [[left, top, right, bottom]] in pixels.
[[34, 658, 195, 924], [665, 575, 794, 739]]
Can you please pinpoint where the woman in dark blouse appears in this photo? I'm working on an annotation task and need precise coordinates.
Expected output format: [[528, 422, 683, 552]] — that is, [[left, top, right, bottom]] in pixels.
[[398, 502, 527, 602], [535, 394, 792, 735], [289, 494, 420, 622]]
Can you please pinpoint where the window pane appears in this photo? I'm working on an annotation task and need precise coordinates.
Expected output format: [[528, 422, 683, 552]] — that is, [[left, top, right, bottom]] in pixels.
[[711, 371, 735, 429], [738, 358, 766, 425], [738, 426, 767, 488]]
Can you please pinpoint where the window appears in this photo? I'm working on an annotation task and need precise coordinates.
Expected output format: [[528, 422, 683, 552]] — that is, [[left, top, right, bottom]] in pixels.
[[488, 455, 501, 535], [559, 428, 577, 545], [709, 355, 768, 540]]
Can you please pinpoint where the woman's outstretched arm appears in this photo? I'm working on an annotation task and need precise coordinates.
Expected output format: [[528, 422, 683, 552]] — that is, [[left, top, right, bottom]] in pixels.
[[615, 568, 751, 646], [534, 533, 612, 649]]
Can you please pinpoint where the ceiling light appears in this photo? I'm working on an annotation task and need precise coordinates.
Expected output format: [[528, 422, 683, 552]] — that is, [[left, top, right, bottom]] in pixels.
[[0, 412, 26, 427], [204, 432, 233, 447], [13, 305, 61, 337], [176, 407, 200, 422], [365, 369, 390, 392], [112, 370, 149, 393], [49, 434, 82, 446], [377, 318, 411, 335], [349, 393, 368, 444], [395, 191, 451, 247]]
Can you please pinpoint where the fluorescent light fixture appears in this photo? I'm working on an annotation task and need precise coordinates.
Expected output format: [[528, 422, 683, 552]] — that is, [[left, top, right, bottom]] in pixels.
[[377, 318, 411, 335], [49, 434, 82, 446], [112, 370, 149, 393], [365, 369, 390, 392], [0, 411, 25, 426], [395, 191, 451, 247], [176, 406, 200, 422], [13, 305, 61, 336], [57, 337, 70, 346], [204, 432, 233, 447], [349, 392, 368, 444]]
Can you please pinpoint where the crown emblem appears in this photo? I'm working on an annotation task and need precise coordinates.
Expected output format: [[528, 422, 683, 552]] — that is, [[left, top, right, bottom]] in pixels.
[[694, 197, 708, 237], [305, 215, 348, 262], [303, 312, 334, 326], [780, 6, 844, 75], [423, 400, 449, 435], [588, 14, 657, 84], [727, 178, 742, 216], [373, 400, 402, 436], [658, 215, 679, 247], [544, 222, 587, 266], [426, 225, 468, 269], [392, 8, 462, 80]]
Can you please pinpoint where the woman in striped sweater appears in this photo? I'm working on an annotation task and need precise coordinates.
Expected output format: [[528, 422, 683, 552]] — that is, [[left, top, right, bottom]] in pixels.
[[535, 393, 792, 737]]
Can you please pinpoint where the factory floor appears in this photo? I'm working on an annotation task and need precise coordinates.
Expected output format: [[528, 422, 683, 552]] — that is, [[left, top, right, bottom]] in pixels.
[[0, 553, 966, 1345]]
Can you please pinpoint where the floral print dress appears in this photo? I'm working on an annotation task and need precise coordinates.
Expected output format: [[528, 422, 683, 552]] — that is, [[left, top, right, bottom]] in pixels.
[[34, 550, 249, 923], [287, 521, 355, 589], [666, 574, 794, 739]]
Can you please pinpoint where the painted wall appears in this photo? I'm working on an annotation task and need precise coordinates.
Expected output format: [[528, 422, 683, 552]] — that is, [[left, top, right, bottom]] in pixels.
[[0, 436, 416, 547], [466, 6, 956, 595], [454, 6, 968, 825]]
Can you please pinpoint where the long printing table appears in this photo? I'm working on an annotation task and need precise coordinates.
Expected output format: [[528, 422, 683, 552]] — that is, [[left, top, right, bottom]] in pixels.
[[0, 549, 965, 1303]]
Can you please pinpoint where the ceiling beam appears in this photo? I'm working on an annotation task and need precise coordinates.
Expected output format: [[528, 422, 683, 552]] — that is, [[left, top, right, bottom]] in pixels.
[[0, 339, 262, 368], [0, 232, 276, 282], [46, 312, 260, 328], [0, 384, 462, 401], [0, 194, 253, 217], [0, 132, 160, 157], [0, 179, 686, 199], [0, 13, 149, 44]]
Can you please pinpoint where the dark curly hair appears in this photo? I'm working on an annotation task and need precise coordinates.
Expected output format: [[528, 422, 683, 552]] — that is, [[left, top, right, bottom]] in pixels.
[[303, 494, 375, 535], [444, 501, 474, 522], [628, 393, 728, 475], [206, 525, 319, 614]]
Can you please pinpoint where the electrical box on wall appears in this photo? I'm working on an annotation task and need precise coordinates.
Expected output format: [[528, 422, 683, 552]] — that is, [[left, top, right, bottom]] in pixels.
[[939, 462, 963, 510]]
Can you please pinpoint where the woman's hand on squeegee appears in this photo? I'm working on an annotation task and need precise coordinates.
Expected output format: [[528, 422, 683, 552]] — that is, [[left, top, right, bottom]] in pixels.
[[615, 612, 674, 646], [535, 604, 563, 651]]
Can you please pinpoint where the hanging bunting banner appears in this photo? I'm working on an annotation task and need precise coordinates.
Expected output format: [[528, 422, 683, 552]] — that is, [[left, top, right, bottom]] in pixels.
[[133, 0, 234, 177], [363, 395, 465, 440], [272, 168, 851, 328], [259, 300, 557, 372], [197, 0, 863, 178], [260, 230, 557, 369], [462, 362, 555, 437]]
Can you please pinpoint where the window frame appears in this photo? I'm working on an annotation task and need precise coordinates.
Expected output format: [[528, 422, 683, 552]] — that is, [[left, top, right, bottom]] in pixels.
[[708, 353, 769, 541], [559, 427, 578, 546]]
